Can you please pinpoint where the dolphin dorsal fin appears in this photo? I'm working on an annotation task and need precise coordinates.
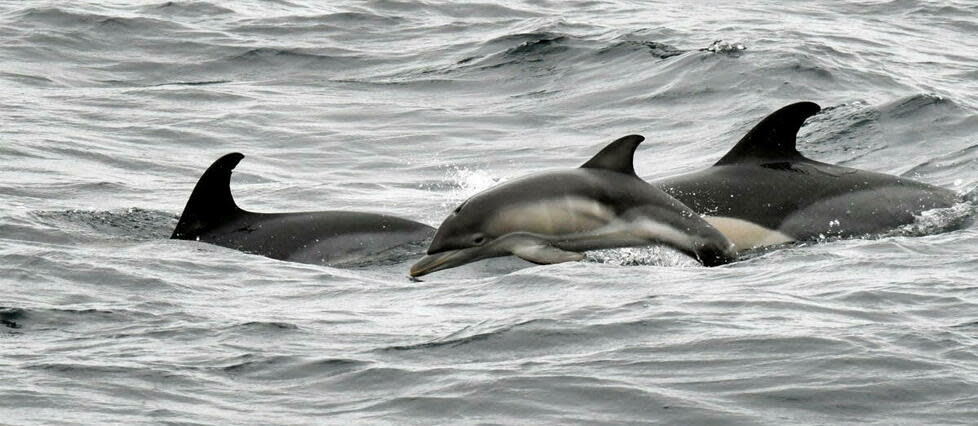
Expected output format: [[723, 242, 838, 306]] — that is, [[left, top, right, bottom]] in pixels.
[[171, 152, 247, 240], [580, 134, 645, 175], [714, 102, 821, 166]]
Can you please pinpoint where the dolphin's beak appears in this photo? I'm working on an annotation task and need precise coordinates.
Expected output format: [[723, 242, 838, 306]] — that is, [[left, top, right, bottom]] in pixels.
[[410, 247, 484, 277]]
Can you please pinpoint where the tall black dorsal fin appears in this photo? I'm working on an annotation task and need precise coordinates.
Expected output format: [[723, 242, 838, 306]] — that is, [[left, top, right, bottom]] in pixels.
[[580, 134, 645, 175], [171, 152, 246, 240], [714, 102, 821, 166]]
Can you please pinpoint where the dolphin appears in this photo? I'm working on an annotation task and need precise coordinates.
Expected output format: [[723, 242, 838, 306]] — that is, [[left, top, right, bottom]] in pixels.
[[654, 101, 961, 252], [171, 153, 435, 266], [410, 135, 736, 277]]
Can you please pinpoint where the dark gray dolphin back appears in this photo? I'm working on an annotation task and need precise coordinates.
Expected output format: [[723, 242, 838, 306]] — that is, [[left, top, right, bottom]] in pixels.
[[172, 153, 246, 240]]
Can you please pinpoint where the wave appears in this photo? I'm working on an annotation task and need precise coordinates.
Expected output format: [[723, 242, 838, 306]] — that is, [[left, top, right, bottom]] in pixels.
[[800, 94, 978, 172], [0, 71, 58, 87], [329, 20, 724, 86], [31, 208, 177, 240], [799, 100, 886, 163], [901, 142, 978, 191], [235, 11, 407, 32], [13, 6, 187, 32], [0, 305, 157, 333], [380, 318, 588, 353], [879, 93, 959, 119], [143, 1, 236, 17], [598, 40, 685, 58], [3, 5, 377, 87], [360, 0, 543, 19], [2, 5, 744, 89], [452, 30, 691, 74], [215, 354, 369, 381], [382, 317, 680, 355]]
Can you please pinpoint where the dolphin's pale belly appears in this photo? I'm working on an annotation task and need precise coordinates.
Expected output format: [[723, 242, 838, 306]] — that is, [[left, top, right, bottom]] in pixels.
[[487, 197, 616, 236], [703, 216, 794, 252]]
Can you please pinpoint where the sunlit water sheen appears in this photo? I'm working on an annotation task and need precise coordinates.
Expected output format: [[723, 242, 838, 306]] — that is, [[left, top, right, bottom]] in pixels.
[[2, 1, 978, 423]]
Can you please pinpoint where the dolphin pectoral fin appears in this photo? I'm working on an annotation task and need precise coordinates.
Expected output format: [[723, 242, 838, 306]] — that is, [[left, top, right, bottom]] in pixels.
[[509, 244, 585, 265]]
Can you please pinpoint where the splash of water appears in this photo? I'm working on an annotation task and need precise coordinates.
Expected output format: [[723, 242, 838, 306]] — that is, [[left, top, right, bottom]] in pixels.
[[585, 245, 699, 267], [893, 202, 977, 237], [439, 165, 504, 211], [703, 39, 746, 54]]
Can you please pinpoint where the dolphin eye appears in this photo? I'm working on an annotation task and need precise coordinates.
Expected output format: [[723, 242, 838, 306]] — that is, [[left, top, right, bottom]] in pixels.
[[472, 235, 487, 246]]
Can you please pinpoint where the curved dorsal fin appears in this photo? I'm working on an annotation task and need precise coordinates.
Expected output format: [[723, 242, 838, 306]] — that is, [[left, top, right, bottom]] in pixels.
[[171, 152, 246, 240], [580, 134, 645, 175], [714, 102, 821, 166]]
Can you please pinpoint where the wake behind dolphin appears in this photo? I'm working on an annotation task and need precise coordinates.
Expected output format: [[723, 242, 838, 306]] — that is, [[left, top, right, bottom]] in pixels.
[[172, 153, 435, 266], [411, 135, 736, 277], [655, 101, 962, 252]]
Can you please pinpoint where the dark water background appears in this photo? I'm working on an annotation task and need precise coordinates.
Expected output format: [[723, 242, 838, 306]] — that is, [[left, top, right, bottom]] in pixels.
[[2, 1, 978, 423]]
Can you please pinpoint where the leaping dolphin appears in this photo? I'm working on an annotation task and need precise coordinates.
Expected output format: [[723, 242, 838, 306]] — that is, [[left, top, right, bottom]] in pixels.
[[410, 135, 736, 277], [172, 153, 435, 266], [655, 101, 961, 252]]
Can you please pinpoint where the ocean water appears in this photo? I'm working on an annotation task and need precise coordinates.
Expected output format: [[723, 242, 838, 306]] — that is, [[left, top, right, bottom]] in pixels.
[[2, 0, 978, 423]]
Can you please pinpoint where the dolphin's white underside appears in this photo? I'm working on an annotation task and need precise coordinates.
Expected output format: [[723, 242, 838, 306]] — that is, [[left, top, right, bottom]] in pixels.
[[487, 197, 617, 236], [703, 216, 794, 251]]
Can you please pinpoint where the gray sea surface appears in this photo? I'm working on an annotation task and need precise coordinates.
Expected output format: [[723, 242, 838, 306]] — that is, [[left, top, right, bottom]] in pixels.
[[2, 0, 978, 424]]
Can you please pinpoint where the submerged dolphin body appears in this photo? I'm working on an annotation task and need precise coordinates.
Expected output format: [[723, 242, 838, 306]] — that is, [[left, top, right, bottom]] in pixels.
[[172, 153, 435, 266], [655, 102, 960, 252], [410, 135, 736, 277]]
